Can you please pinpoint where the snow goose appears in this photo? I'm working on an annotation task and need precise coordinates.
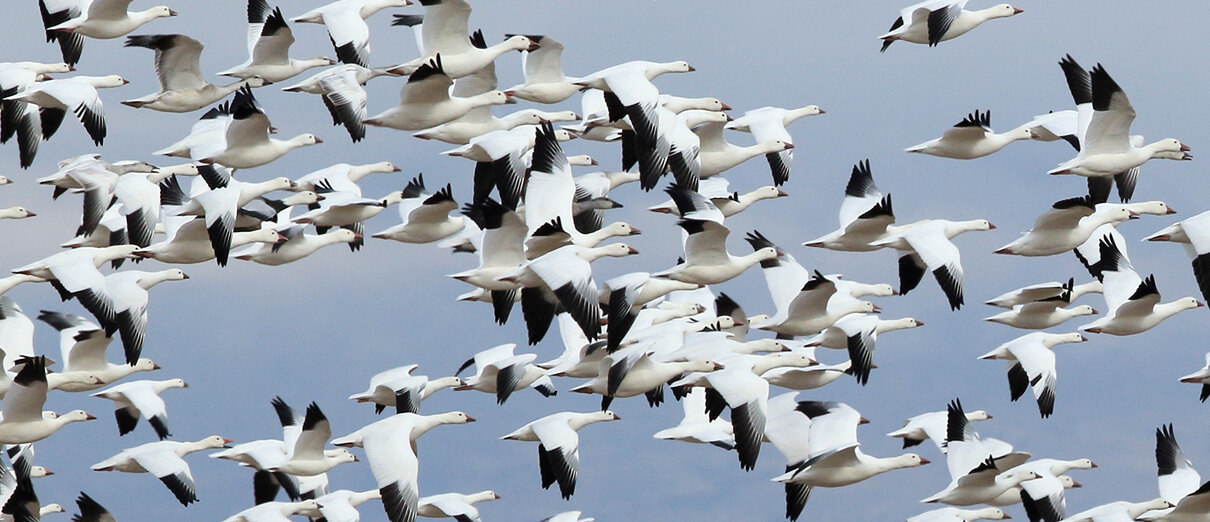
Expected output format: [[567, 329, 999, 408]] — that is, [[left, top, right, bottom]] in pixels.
[[307, 489, 381, 522], [570, 343, 724, 410], [100, 269, 189, 365], [1079, 235, 1203, 336], [209, 397, 322, 503], [753, 270, 879, 337], [294, 161, 399, 192], [906, 110, 1035, 159], [281, 63, 395, 94], [185, 87, 321, 169], [223, 500, 321, 522], [653, 187, 778, 285], [290, 185, 403, 237], [1154, 424, 1210, 521], [600, 272, 701, 352], [291, 0, 409, 67], [1048, 64, 1190, 179], [887, 407, 992, 452], [757, 345, 851, 391], [1144, 209, 1210, 302], [804, 160, 895, 251], [695, 118, 793, 178], [872, 218, 995, 310], [37, 311, 159, 387], [725, 105, 823, 185], [414, 107, 575, 145], [5, 74, 127, 146], [773, 401, 929, 518], [220, 0, 335, 82], [349, 364, 463, 414], [501, 410, 620, 500], [389, 1, 536, 79], [12, 245, 139, 324], [0, 207, 35, 220], [978, 332, 1086, 418], [122, 34, 269, 113], [762, 392, 818, 520], [994, 196, 1138, 256], [373, 177, 462, 244], [503, 34, 580, 104], [61, 165, 120, 239], [332, 410, 476, 450], [498, 243, 637, 344], [234, 228, 358, 265], [366, 55, 512, 131], [454, 343, 556, 404], [879, 1, 1022, 52], [0, 275, 43, 299], [908, 507, 1011, 521], [994, 458, 1095, 517], [313, 63, 370, 142], [653, 386, 735, 449], [1179, 352, 1210, 402], [575, 61, 695, 190], [922, 399, 1035, 505], [134, 216, 284, 265], [72, 492, 115, 522], [448, 198, 527, 306], [804, 314, 921, 384], [647, 176, 786, 217], [0, 357, 97, 444], [39, 0, 177, 65], [1065, 499, 1174, 522], [273, 403, 358, 477], [985, 278, 1103, 308], [0, 62, 73, 165], [90, 378, 186, 439], [351, 413, 423, 522], [983, 298, 1096, 330], [418, 490, 500, 521]]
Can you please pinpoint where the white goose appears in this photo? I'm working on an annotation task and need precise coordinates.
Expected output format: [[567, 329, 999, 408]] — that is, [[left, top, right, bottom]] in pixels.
[[291, 0, 410, 67], [695, 119, 793, 178], [726, 105, 823, 185], [985, 278, 1103, 308], [500, 411, 621, 500], [91, 436, 230, 506], [908, 507, 1011, 521], [872, 218, 995, 310], [365, 56, 512, 131], [0, 62, 72, 168], [906, 110, 1035, 159], [90, 378, 187, 440], [804, 160, 896, 252], [453, 343, 556, 404], [652, 186, 779, 285], [1179, 352, 1210, 403], [983, 300, 1096, 330], [1079, 234, 1203, 336], [922, 399, 1035, 505], [39, 0, 177, 65], [647, 177, 787, 217], [887, 407, 992, 452], [223, 500, 321, 522], [233, 228, 359, 265], [773, 401, 929, 518], [805, 314, 922, 385], [752, 271, 880, 338], [569, 343, 723, 410], [389, 0, 537, 79], [0, 207, 35, 220], [219, 0, 335, 82], [348, 364, 463, 415], [993, 196, 1140, 256], [165, 87, 320, 169], [1145, 209, 1210, 302], [1048, 64, 1189, 179], [978, 332, 1087, 418], [418, 490, 500, 521], [122, 34, 268, 113], [5, 74, 128, 146], [879, 1, 1023, 52], [272, 403, 358, 477], [653, 387, 735, 449], [134, 215, 284, 265], [36, 311, 160, 388], [1153, 424, 1210, 521], [504, 34, 580, 104], [101, 268, 190, 365], [373, 175, 461, 244], [1064, 499, 1174, 522], [0, 356, 97, 444], [281, 63, 395, 94], [310, 489, 381, 522]]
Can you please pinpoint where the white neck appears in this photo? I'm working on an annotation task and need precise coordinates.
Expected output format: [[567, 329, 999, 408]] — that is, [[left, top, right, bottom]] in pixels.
[[138, 271, 177, 290], [423, 377, 463, 397]]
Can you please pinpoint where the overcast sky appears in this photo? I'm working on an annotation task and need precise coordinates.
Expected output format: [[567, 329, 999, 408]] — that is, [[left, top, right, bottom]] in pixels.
[[1, 0, 1209, 520]]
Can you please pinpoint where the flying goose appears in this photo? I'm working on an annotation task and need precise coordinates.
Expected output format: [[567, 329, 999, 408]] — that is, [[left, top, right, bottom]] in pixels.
[[291, 0, 411, 67], [501, 411, 621, 500], [879, 1, 1023, 52], [906, 110, 1035, 159], [123, 34, 269, 113], [804, 160, 895, 252], [503, 34, 581, 104], [1079, 235, 1203, 336], [39, 0, 178, 65], [388, 0, 537, 79], [219, 0, 335, 82], [5, 74, 128, 146], [90, 378, 187, 439], [978, 332, 1087, 418], [871, 218, 995, 310], [365, 55, 512, 131], [725, 105, 823, 185]]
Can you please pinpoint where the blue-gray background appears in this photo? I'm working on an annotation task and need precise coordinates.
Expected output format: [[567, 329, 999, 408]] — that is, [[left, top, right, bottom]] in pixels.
[[0, 1, 1206, 519]]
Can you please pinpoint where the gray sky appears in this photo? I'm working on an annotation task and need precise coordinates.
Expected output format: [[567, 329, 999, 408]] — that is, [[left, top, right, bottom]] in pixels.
[[1, 0, 1209, 520]]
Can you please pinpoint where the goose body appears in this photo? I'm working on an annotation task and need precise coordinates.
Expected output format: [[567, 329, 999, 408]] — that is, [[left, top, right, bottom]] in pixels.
[[879, 2, 1023, 51], [906, 110, 1034, 159]]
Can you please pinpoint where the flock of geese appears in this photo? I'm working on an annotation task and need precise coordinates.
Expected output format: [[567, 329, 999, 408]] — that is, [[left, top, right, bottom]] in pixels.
[[0, 0, 1205, 520]]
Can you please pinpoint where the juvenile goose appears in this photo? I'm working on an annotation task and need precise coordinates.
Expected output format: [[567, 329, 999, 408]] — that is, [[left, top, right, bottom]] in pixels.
[[1079, 235, 1203, 336], [39, 0, 178, 65], [501, 410, 621, 500], [879, 1, 1023, 52], [219, 0, 335, 82], [91, 435, 230, 505], [978, 332, 1087, 418], [906, 110, 1035, 159], [123, 34, 269, 113], [90, 378, 187, 439]]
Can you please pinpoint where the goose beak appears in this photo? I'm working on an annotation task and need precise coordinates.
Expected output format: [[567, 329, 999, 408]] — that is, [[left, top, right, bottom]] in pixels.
[[871, 304, 882, 313], [181, 273, 190, 279], [1089, 461, 1098, 468], [24, 211, 35, 217], [777, 189, 789, 197], [783, 142, 795, 150], [627, 246, 640, 255], [42, 469, 53, 476], [629, 227, 642, 235], [1167, 206, 1178, 214], [527, 41, 541, 51], [1128, 211, 1140, 220], [712, 363, 726, 370], [687, 65, 696, 72], [313, 137, 324, 144], [817, 108, 826, 114], [1071, 480, 1083, 488], [1181, 142, 1192, 151], [1090, 308, 1099, 315], [1198, 301, 1206, 308], [719, 102, 732, 111], [858, 417, 871, 425], [919, 457, 931, 465], [1012, 7, 1023, 13], [987, 223, 997, 229], [85, 413, 97, 420], [465, 415, 477, 422]]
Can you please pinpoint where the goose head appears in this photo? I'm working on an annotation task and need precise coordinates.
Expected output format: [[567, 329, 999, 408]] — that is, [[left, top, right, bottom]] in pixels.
[[983, 4, 1024, 18], [581, 243, 639, 261], [1166, 296, 1205, 314], [656, 60, 695, 76], [1000, 470, 1042, 487], [353, 161, 402, 178], [533, 110, 580, 122], [958, 219, 996, 233], [891, 453, 930, 469], [848, 281, 897, 297], [471, 90, 513, 108], [133, 358, 161, 372], [0, 207, 36, 218], [970, 508, 1009, 520], [681, 109, 729, 128], [1067, 304, 1098, 317], [758, 140, 795, 155], [885, 317, 924, 332], [966, 410, 992, 421], [286, 134, 323, 150], [436, 411, 476, 425], [329, 448, 359, 463], [158, 268, 190, 283], [328, 229, 361, 244], [793, 104, 826, 117], [100, 244, 141, 263], [567, 154, 597, 166], [283, 191, 322, 206], [29, 63, 73, 75], [1065, 457, 1097, 470], [747, 185, 789, 202], [195, 435, 234, 450], [1057, 475, 1081, 489], [138, 6, 179, 22], [38, 504, 64, 515], [745, 339, 790, 353], [1042, 332, 1087, 348], [748, 246, 781, 265], [469, 490, 501, 502], [30, 466, 52, 477], [500, 34, 539, 52], [83, 75, 130, 89], [661, 96, 727, 113], [160, 378, 189, 391], [243, 227, 284, 245], [0, 176, 9, 185], [1124, 201, 1177, 216], [1090, 205, 1138, 226], [603, 222, 641, 238], [1146, 138, 1191, 159], [59, 410, 97, 424]]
